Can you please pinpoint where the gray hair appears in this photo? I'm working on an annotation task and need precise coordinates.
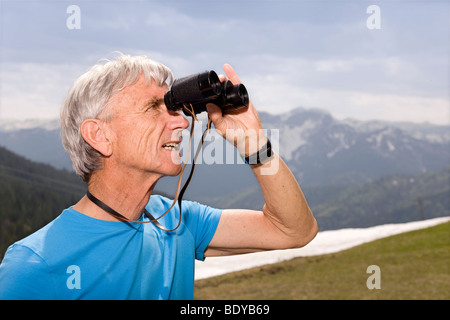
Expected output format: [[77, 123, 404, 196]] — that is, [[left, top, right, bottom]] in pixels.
[[60, 54, 173, 182]]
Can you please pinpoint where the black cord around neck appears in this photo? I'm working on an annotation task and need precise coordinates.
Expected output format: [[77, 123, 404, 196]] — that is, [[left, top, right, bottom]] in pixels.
[[86, 190, 177, 232], [84, 113, 210, 232]]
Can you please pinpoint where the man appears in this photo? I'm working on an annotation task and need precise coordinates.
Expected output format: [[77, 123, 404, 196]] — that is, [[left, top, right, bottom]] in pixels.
[[0, 54, 317, 299]]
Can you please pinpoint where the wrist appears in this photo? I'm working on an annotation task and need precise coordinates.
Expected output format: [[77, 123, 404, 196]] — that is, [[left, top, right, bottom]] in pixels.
[[225, 128, 268, 157], [238, 132, 268, 158], [244, 138, 273, 165]]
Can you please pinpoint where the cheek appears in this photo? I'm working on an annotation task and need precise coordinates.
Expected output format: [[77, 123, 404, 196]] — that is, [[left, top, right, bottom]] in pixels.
[[135, 123, 160, 154], [110, 122, 153, 160]]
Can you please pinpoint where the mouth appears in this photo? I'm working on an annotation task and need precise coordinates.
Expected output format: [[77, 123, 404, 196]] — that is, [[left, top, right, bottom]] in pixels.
[[162, 140, 181, 151]]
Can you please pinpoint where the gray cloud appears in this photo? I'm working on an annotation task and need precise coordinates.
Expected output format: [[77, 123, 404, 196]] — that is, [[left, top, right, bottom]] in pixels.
[[0, 0, 448, 124]]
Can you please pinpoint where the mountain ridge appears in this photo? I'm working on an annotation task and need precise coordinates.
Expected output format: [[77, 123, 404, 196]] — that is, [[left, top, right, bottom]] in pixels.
[[1, 107, 448, 181], [0, 106, 448, 206]]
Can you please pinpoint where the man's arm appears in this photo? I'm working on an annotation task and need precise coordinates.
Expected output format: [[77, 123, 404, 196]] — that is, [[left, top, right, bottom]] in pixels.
[[204, 64, 318, 257]]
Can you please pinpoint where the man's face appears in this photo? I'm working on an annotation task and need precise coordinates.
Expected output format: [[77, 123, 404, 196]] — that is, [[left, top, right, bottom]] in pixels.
[[104, 75, 189, 179]]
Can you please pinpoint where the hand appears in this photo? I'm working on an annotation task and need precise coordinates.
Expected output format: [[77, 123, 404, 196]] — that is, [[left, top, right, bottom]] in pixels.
[[206, 64, 267, 157]]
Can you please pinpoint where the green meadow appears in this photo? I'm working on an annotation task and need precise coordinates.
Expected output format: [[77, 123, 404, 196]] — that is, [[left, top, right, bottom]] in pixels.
[[195, 222, 449, 300]]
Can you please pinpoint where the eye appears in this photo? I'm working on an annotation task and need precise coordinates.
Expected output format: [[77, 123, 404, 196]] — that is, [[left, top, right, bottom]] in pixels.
[[143, 98, 164, 112], [144, 102, 158, 112]]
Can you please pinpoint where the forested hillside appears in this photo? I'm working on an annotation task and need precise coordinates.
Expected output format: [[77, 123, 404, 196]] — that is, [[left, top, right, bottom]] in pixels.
[[306, 166, 450, 229], [195, 166, 450, 231], [0, 146, 86, 256]]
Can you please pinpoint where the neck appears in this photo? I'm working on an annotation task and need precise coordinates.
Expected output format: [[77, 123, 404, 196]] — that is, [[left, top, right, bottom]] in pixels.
[[74, 168, 161, 222]]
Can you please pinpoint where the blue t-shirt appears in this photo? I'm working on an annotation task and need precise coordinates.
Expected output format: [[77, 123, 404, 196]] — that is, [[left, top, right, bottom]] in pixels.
[[0, 195, 222, 300]]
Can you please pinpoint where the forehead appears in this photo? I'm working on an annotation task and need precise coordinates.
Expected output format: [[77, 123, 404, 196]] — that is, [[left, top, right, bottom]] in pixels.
[[111, 75, 168, 112]]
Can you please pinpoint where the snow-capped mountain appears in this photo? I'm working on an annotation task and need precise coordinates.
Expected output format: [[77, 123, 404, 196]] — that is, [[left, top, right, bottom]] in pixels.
[[1, 107, 449, 189], [260, 108, 450, 186], [0, 118, 60, 132]]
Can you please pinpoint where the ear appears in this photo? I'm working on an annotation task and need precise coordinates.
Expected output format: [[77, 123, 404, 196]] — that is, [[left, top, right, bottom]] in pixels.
[[80, 119, 112, 157]]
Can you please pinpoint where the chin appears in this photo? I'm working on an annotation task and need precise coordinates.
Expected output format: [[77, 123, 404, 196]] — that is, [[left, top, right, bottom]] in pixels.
[[163, 164, 183, 177]]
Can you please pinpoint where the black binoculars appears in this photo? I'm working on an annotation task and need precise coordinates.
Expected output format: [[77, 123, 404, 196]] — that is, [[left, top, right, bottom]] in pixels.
[[164, 70, 249, 115]]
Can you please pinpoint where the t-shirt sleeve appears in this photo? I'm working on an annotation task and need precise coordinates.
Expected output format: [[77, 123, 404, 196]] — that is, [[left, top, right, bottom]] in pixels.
[[182, 200, 222, 261], [0, 244, 56, 299]]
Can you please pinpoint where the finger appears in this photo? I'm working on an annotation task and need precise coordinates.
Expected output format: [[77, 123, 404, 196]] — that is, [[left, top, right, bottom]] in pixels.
[[223, 64, 241, 84], [218, 74, 227, 82], [206, 103, 225, 133]]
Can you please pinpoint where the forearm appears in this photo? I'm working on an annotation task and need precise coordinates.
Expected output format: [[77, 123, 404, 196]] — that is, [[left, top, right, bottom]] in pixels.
[[250, 149, 318, 246], [225, 119, 317, 245], [206, 63, 317, 249]]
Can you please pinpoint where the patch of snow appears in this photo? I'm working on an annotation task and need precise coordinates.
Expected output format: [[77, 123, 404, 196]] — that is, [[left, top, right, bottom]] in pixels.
[[387, 140, 395, 151], [327, 132, 351, 158], [195, 217, 450, 280], [274, 120, 318, 161]]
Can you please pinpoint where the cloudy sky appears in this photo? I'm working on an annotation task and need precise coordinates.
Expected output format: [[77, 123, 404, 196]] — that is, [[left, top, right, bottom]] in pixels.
[[0, 0, 448, 124]]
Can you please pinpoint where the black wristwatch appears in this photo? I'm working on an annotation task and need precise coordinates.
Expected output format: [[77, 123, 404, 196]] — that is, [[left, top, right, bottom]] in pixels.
[[244, 139, 273, 165]]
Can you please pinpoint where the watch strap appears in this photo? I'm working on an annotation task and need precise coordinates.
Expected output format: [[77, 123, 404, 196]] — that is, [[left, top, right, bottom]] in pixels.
[[244, 139, 273, 165]]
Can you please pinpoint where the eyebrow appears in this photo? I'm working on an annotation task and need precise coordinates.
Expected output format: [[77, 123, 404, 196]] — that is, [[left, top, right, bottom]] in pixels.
[[143, 97, 165, 109]]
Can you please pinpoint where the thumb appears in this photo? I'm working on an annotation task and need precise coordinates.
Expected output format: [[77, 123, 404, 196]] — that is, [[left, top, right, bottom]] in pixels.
[[206, 103, 226, 134]]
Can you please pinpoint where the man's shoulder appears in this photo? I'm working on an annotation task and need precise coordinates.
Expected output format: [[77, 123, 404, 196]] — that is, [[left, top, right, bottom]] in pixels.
[[0, 224, 56, 299], [0, 214, 69, 299], [2, 209, 77, 267]]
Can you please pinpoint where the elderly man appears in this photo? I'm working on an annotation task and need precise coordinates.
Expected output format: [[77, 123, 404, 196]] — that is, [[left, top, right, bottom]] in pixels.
[[0, 54, 317, 299]]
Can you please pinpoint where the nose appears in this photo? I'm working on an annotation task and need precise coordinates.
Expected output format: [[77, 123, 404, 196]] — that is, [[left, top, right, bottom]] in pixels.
[[166, 106, 190, 130]]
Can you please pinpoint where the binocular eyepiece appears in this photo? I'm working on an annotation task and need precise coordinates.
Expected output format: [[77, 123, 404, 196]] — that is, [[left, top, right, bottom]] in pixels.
[[164, 70, 249, 115]]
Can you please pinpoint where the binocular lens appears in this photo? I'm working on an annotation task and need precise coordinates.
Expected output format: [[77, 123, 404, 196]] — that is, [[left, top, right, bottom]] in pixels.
[[164, 70, 249, 115], [198, 71, 221, 95], [223, 81, 249, 108], [165, 71, 221, 111]]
